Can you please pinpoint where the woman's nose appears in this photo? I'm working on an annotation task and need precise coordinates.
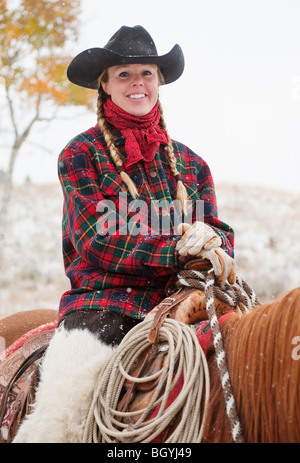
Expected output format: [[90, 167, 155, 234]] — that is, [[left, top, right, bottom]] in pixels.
[[132, 74, 143, 86]]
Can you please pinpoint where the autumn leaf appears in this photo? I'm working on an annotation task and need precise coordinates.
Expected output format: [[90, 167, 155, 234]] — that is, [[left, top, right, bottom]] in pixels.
[[0, 0, 93, 108]]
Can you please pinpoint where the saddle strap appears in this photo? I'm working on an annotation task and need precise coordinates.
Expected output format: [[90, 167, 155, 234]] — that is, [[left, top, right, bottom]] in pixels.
[[117, 344, 160, 414], [0, 345, 47, 438], [148, 288, 196, 344], [116, 288, 200, 421]]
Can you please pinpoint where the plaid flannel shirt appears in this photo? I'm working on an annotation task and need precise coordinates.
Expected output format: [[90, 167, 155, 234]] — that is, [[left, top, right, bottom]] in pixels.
[[57, 124, 234, 322]]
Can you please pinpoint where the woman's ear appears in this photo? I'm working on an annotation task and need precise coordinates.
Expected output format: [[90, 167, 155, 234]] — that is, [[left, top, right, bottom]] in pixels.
[[101, 81, 111, 95]]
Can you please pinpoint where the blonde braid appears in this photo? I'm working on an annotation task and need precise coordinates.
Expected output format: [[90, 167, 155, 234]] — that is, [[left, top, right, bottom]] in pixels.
[[97, 85, 138, 199], [158, 102, 188, 213]]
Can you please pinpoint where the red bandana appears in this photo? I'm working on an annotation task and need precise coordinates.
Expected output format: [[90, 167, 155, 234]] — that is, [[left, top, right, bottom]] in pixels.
[[104, 98, 169, 168]]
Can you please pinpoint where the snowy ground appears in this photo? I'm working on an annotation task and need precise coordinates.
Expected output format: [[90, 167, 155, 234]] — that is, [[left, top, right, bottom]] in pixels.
[[216, 182, 300, 301], [0, 182, 299, 317]]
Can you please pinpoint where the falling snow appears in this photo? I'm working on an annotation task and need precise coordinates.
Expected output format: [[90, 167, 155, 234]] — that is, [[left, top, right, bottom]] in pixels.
[[0, 181, 299, 317]]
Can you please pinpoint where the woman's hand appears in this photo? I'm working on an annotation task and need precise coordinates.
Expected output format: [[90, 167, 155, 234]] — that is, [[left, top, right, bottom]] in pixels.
[[198, 247, 235, 286], [176, 222, 221, 256], [176, 222, 235, 286]]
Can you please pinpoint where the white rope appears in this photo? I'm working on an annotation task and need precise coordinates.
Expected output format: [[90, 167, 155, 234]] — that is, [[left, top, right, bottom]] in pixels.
[[176, 269, 259, 312], [203, 271, 244, 442], [83, 318, 210, 443], [176, 268, 259, 443]]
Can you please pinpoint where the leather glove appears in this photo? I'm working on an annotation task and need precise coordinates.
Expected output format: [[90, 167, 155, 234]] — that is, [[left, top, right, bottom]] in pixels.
[[176, 222, 221, 256], [198, 247, 235, 287]]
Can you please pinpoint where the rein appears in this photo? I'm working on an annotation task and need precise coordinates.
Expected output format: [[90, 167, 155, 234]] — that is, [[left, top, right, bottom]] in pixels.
[[176, 266, 260, 443]]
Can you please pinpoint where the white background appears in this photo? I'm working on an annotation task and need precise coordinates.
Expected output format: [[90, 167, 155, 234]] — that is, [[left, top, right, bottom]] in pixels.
[[1, 0, 300, 192]]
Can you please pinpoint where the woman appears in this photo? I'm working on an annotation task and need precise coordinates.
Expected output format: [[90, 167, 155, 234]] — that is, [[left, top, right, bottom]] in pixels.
[[14, 25, 234, 443]]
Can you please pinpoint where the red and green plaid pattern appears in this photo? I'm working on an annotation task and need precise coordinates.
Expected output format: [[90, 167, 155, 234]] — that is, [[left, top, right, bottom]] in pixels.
[[57, 124, 234, 322]]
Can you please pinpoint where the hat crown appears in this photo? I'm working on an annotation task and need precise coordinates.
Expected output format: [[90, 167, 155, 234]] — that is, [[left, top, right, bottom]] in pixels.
[[104, 25, 158, 57]]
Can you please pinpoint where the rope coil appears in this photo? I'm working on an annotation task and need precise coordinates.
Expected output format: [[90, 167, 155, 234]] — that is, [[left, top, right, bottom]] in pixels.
[[83, 318, 210, 443]]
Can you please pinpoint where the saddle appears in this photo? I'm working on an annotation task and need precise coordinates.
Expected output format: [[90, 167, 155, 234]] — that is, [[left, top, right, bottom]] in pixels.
[[0, 329, 55, 443], [0, 260, 234, 443]]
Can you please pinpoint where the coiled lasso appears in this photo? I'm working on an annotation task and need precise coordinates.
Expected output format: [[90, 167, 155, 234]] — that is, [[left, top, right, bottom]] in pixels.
[[83, 317, 210, 443]]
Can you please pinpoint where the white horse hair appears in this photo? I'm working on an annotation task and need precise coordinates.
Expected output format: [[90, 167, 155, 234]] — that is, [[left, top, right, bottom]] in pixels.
[[13, 325, 114, 443]]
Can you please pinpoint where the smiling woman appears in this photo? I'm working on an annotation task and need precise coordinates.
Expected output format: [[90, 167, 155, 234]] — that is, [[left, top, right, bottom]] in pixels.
[[13, 25, 235, 443]]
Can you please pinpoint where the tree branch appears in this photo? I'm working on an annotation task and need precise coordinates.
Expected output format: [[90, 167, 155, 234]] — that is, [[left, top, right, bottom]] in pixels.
[[5, 86, 19, 139], [21, 108, 40, 141]]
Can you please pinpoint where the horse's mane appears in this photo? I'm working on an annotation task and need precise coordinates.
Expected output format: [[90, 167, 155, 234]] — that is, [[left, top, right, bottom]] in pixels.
[[203, 287, 300, 443]]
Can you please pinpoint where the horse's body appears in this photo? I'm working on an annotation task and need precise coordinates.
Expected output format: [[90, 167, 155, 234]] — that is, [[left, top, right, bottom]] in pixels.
[[203, 287, 300, 443], [2, 288, 300, 442], [0, 309, 58, 352]]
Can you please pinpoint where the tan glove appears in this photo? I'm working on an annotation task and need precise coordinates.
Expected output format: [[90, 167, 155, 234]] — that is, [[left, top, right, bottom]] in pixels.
[[198, 247, 235, 287], [176, 222, 221, 256], [176, 222, 235, 287]]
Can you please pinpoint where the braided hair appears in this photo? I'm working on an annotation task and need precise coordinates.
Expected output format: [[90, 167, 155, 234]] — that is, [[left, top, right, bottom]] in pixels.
[[96, 68, 188, 211]]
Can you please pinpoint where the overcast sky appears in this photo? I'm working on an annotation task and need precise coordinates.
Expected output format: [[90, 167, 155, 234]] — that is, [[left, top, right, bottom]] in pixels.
[[3, 0, 300, 193]]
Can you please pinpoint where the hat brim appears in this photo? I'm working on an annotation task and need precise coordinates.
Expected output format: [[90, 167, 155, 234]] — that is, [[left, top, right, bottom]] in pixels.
[[67, 44, 184, 89]]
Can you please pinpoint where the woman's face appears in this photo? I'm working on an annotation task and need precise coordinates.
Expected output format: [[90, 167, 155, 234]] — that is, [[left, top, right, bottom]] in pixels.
[[102, 63, 160, 116]]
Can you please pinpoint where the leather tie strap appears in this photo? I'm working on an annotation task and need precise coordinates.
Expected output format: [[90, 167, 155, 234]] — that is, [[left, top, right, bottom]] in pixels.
[[147, 288, 196, 344]]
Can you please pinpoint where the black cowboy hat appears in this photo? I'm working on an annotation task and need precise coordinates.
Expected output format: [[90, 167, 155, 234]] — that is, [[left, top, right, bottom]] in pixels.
[[67, 25, 185, 89]]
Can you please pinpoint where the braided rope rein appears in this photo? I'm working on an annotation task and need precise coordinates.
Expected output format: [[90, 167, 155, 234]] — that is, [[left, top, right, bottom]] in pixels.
[[176, 268, 260, 443]]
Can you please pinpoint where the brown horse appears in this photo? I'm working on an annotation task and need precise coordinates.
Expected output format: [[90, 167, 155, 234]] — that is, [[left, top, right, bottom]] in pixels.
[[2, 289, 300, 443], [202, 287, 300, 443], [0, 309, 58, 352]]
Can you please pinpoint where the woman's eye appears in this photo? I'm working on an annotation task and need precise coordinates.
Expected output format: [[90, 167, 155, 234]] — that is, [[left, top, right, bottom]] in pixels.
[[119, 72, 129, 78]]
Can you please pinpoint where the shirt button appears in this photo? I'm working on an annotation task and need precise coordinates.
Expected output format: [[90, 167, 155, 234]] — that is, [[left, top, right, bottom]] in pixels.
[[150, 171, 157, 178]]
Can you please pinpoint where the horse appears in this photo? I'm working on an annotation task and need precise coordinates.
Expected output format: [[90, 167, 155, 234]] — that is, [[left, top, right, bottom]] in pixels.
[[2, 287, 300, 443], [202, 287, 300, 443], [0, 309, 58, 353]]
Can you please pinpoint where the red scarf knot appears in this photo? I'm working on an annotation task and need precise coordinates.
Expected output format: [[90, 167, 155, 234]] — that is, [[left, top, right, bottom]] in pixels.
[[104, 98, 169, 168]]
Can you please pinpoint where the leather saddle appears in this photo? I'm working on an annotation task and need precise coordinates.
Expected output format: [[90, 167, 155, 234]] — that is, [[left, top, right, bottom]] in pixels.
[[0, 260, 234, 443], [0, 329, 55, 443]]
